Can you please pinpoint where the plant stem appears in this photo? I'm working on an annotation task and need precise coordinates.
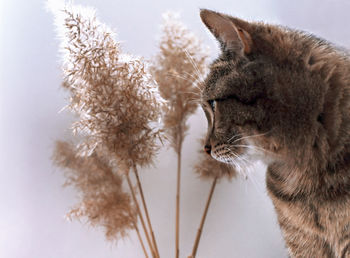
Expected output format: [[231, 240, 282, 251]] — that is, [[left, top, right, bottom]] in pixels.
[[133, 221, 149, 258], [175, 125, 184, 258], [190, 177, 218, 258], [175, 146, 182, 258], [132, 164, 160, 258], [126, 172, 156, 258]]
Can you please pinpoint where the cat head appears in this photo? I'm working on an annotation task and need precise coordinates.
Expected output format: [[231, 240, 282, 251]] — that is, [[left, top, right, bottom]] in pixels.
[[199, 9, 344, 171]]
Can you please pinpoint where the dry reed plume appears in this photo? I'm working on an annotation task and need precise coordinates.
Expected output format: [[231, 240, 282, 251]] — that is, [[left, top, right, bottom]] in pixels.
[[53, 4, 162, 169], [151, 12, 209, 258], [151, 12, 208, 151], [50, 3, 163, 257], [53, 141, 137, 240]]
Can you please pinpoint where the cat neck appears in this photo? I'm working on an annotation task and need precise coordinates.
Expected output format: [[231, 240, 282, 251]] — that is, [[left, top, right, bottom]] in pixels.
[[266, 146, 350, 203]]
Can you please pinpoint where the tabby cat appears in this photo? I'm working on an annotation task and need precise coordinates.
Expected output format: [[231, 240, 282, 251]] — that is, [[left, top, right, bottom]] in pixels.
[[199, 9, 350, 257]]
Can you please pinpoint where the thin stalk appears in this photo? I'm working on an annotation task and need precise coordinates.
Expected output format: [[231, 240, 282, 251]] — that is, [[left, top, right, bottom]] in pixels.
[[175, 125, 184, 258], [190, 177, 218, 258], [175, 144, 182, 258], [132, 221, 149, 258], [132, 164, 160, 258], [126, 173, 156, 258]]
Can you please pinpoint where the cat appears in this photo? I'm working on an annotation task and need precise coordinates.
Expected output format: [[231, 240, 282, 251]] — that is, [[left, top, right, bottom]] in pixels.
[[199, 9, 350, 258]]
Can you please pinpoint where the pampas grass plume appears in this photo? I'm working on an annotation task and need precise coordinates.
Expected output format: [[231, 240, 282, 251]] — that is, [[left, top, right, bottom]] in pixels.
[[51, 2, 163, 170], [53, 141, 137, 240]]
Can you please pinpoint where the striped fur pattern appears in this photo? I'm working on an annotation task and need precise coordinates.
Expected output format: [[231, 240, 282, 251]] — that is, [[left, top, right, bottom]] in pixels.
[[200, 9, 350, 257]]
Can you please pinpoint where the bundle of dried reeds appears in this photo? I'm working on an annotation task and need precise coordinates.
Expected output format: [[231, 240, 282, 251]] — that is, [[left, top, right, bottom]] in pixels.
[[49, 3, 235, 258], [49, 2, 163, 257]]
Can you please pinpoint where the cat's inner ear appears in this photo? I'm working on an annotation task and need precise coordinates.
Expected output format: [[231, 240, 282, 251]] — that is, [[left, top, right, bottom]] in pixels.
[[200, 9, 252, 55]]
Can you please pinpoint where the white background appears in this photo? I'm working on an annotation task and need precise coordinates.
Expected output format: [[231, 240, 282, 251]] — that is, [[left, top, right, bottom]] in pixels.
[[1, 0, 350, 257]]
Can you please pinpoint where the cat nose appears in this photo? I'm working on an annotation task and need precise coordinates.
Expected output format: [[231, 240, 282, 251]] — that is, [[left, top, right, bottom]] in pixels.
[[204, 145, 211, 155]]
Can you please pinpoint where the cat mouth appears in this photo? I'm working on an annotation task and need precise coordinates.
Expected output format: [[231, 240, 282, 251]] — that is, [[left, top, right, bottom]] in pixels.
[[211, 140, 275, 176], [211, 142, 262, 174], [211, 144, 244, 164]]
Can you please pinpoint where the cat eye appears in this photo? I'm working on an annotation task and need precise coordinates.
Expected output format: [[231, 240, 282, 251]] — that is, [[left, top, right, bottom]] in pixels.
[[208, 100, 216, 111]]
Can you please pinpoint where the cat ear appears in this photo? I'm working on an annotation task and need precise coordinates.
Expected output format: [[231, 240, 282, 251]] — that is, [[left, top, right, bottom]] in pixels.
[[200, 9, 252, 56]]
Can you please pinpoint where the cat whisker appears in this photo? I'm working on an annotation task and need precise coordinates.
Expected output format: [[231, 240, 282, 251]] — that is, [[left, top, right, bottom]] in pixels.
[[216, 151, 239, 168], [227, 153, 259, 188], [185, 49, 206, 83], [183, 71, 203, 84], [233, 144, 276, 156], [166, 72, 196, 83], [245, 167, 262, 193], [165, 73, 203, 98], [227, 151, 252, 166], [229, 155, 254, 171], [191, 84, 203, 92], [231, 132, 269, 144], [224, 148, 257, 180], [167, 56, 205, 91], [227, 132, 245, 143], [224, 147, 254, 167], [229, 131, 271, 144], [184, 50, 202, 77], [166, 73, 203, 92]]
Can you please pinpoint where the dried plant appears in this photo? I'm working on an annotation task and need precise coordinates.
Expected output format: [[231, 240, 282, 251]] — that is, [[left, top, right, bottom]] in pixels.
[[49, 2, 236, 257], [49, 3, 163, 257], [51, 3, 162, 169], [150, 12, 209, 258], [53, 141, 137, 241], [151, 12, 208, 151]]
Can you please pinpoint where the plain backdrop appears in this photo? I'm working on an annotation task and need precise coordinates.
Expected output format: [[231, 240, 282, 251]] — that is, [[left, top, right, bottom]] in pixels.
[[1, 0, 350, 257]]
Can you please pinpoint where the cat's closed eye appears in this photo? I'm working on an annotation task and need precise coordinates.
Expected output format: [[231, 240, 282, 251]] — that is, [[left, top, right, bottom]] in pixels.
[[208, 100, 216, 111]]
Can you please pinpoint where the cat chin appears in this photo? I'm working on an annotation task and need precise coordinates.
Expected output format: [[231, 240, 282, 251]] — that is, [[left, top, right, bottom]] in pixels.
[[242, 139, 275, 166]]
